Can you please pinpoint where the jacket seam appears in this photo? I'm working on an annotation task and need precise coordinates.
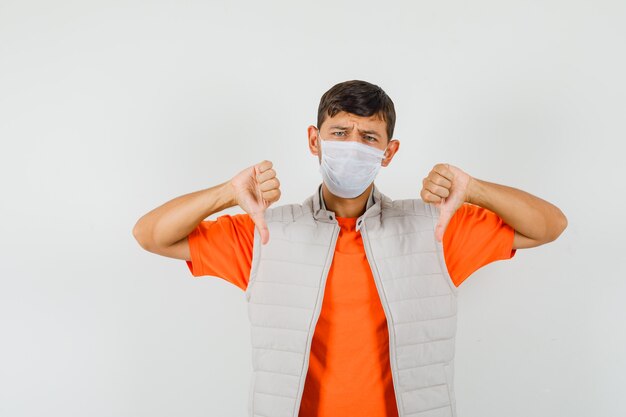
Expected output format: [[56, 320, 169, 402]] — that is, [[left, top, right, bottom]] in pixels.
[[250, 323, 309, 333], [393, 312, 456, 325], [251, 346, 305, 355], [395, 335, 456, 348], [248, 301, 313, 311]]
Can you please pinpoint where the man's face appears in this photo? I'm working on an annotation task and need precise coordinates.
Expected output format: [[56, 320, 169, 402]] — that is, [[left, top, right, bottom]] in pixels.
[[307, 110, 399, 167]]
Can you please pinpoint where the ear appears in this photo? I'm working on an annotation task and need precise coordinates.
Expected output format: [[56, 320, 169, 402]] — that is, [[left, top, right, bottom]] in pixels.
[[381, 139, 400, 167], [307, 125, 320, 156]]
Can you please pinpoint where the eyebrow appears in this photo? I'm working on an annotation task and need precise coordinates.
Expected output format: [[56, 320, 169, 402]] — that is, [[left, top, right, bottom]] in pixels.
[[328, 125, 382, 137]]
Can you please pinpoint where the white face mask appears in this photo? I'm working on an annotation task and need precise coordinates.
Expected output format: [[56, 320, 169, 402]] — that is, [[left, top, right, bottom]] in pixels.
[[318, 132, 388, 198]]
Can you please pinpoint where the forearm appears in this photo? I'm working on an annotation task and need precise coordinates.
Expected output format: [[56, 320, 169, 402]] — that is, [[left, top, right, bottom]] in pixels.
[[132, 180, 236, 249], [466, 177, 568, 242]]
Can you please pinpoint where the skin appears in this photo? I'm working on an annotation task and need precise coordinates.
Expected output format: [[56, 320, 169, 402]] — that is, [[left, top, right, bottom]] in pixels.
[[307, 111, 400, 219], [132, 110, 567, 259], [308, 110, 568, 249], [421, 163, 568, 246]]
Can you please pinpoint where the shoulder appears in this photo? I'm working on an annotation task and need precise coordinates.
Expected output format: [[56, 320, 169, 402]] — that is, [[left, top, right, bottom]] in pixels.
[[264, 202, 311, 223], [383, 196, 440, 219], [209, 212, 255, 229], [451, 203, 496, 223], [444, 203, 512, 240]]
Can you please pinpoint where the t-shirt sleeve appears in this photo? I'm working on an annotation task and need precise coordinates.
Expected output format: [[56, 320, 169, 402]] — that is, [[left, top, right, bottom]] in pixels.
[[185, 213, 256, 291], [442, 203, 517, 288]]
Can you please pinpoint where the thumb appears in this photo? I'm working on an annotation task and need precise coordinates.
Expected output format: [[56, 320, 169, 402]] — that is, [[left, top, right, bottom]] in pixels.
[[251, 164, 270, 245], [435, 197, 453, 242], [252, 213, 270, 245]]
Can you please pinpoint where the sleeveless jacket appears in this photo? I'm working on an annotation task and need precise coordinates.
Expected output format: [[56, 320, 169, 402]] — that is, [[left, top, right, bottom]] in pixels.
[[245, 183, 459, 417]]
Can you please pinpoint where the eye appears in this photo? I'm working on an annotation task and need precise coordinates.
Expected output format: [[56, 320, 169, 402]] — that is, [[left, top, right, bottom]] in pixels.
[[365, 135, 377, 142], [333, 131, 346, 137]]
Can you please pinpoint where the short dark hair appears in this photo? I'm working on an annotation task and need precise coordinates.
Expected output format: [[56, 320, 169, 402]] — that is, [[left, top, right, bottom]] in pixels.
[[317, 80, 396, 142]]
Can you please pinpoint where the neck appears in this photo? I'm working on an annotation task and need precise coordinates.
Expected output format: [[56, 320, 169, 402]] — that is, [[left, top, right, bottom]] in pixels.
[[321, 182, 373, 218]]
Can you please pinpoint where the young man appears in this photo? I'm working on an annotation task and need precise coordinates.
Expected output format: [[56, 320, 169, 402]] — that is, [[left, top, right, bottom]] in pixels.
[[133, 80, 567, 417]]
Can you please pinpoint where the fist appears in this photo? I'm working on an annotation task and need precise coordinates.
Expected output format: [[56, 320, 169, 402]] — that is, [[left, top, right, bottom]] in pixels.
[[420, 163, 472, 242], [230, 160, 281, 245]]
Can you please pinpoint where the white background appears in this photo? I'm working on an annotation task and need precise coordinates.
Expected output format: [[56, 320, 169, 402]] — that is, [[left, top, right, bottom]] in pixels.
[[1, 1, 624, 416]]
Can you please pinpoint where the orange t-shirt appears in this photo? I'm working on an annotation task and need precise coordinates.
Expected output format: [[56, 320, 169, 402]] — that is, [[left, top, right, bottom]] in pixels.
[[185, 202, 516, 417]]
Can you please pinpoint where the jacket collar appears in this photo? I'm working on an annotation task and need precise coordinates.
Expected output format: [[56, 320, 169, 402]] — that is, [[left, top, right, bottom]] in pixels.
[[308, 182, 383, 232]]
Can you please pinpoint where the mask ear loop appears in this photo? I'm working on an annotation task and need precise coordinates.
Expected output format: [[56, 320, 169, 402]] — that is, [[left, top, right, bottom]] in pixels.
[[317, 128, 324, 156], [382, 136, 393, 159], [381, 144, 390, 164]]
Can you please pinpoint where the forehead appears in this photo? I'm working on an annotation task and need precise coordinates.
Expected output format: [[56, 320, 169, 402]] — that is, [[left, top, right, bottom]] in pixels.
[[324, 110, 386, 130]]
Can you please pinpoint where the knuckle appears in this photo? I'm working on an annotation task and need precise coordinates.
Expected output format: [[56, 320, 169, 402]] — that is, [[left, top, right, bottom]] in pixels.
[[259, 160, 272, 172]]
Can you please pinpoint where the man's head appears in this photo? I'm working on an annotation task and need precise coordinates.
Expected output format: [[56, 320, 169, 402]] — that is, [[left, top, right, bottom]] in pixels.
[[308, 79, 400, 168], [317, 80, 396, 141]]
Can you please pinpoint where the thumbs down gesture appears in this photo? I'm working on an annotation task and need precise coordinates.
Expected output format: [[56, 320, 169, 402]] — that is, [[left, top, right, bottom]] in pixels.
[[230, 160, 281, 245], [420, 163, 473, 242]]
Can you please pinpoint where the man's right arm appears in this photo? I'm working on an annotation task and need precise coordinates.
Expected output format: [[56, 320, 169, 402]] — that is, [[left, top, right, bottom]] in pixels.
[[132, 180, 237, 261]]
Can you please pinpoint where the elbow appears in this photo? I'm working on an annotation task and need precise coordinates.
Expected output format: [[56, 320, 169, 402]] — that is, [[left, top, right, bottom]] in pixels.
[[546, 209, 568, 242], [132, 220, 153, 251]]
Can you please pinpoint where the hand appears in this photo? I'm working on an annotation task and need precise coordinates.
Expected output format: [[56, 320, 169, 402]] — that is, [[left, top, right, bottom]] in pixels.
[[420, 163, 473, 242], [230, 160, 281, 245]]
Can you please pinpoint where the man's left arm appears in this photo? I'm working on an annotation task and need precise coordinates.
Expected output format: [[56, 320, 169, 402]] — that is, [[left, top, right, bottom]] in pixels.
[[421, 163, 568, 249]]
